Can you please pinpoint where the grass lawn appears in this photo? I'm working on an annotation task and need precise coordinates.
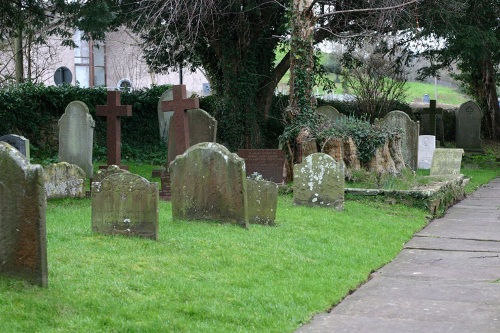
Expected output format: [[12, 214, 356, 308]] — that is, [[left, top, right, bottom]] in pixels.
[[1, 159, 498, 332]]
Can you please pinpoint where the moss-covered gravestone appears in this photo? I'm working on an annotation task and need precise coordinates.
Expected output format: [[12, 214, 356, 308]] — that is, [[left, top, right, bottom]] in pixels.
[[43, 162, 86, 199], [91, 172, 159, 240], [430, 148, 464, 176], [170, 142, 249, 228], [293, 153, 344, 210], [247, 178, 278, 225], [0, 142, 47, 287]]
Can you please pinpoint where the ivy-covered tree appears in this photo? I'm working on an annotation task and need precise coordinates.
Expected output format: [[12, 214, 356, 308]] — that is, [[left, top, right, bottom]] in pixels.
[[122, 0, 427, 150], [415, 0, 500, 139]]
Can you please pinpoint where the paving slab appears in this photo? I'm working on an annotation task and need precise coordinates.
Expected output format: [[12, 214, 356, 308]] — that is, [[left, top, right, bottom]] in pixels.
[[295, 178, 500, 333]]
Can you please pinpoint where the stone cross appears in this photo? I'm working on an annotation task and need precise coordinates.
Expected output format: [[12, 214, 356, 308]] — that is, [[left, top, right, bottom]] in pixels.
[[422, 100, 442, 136], [96, 91, 132, 167], [161, 85, 199, 155]]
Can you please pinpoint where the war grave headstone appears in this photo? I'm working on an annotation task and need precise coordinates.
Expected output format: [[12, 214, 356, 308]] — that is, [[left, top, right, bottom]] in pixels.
[[0, 134, 30, 160], [418, 135, 436, 170], [43, 162, 86, 199], [456, 100, 483, 152], [293, 153, 345, 210], [170, 142, 249, 228], [58, 101, 95, 177], [0, 142, 47, 287], [96, 90, 132, 169], [247, 177, 278, 225], [375, 110, 419, 170], [237, 149, 285, 184], [430, 148, 464, 176], [91, 172, 159, 240], [316, 105, 346, 123]]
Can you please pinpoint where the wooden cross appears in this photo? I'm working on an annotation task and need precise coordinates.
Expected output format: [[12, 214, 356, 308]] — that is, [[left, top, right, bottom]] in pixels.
[[96, 90, 132, 167], [161, 85, 199, 155], [422, 100, 442, 136]]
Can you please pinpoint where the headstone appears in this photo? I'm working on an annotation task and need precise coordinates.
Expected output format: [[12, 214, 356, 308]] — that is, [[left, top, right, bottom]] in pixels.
[[167, 109, 215, 165], [375, 111, 419, 170], [247, 178, 278, 225], [0, 142, 47, 287], [43, 162, 86, 199], [421, 100, 442, 136], [0, 134, 30, 160], [315, 105, 345, 123], [456, 101, 483, 151], [293, 153, 344, 210], [157, 88, 173, 144], [430, 148, 464, 176], [58, 101, 95, 177], [96, 90, 132, 167], [418, 135, 436, 169], [170, 142, 248, 228], [237, 149, 285, 183], [161, 84, 199, 158], [91, 172, 159, 240], [91, 165, 129, 187]]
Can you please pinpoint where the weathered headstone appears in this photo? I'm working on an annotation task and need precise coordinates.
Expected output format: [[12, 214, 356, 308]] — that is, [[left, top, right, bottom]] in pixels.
[[293, 153, 344, 210], [247, 177, 278, 225], [167, 108, 216, 165], [456, 100, 483, 151], [96, 90, 132, 168], [0, 142, 47, 287], [430, 148, 464, 176], [157, 88, 173, 144], [91, 172, 159, 240], [170, 142, 248, 228], [316, 105, 345, 123], [418, 135, 436, 170], [58, 101, 95, 177], [91, 165, 130, 190], [43, 162, 85, 199], [375, 111, 419, 170], [237, 149, 285, 183], [0, 134, 30, 160]]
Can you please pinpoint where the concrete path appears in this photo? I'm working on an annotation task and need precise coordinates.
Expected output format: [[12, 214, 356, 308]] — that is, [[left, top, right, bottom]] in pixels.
[[296, 178, 500, 333]]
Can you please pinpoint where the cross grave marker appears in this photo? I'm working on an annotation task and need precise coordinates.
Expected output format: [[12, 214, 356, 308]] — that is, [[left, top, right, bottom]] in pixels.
[[96, 90, 132, 168], [422, 100, 442, 136], [161, 85, 199, 156]]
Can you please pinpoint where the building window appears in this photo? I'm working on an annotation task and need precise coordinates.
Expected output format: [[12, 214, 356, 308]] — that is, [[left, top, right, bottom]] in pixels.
[[74, 30, 106, 87], [54, 66, 72, 85], [117, 79, 133, 91]]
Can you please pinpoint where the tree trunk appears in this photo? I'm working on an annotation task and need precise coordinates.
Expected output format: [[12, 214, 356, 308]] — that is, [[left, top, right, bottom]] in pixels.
[[289, 0, 316, 114], [14, 28, 24, 83], [483, 59, 500, 140]]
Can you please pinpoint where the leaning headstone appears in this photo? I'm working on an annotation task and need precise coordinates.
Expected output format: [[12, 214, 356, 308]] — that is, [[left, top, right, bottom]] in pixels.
[[0, 134, 30, 160], [157, 88, 173, 144], [418, 135, 436, 169], [430, 148, 464, 176], [456, 101, 483, 151], [58, 101, 95, 177], [43, 162, 85, 199], [293, 153, 344, 210], [91, 172, 159, 240], [237, 149, 285, 183], [316, 105, 345, 123], [0, 142, 47, 287], [247, 177, 278, 225], [375, 111, 419, 170], [170, 142, 248, 228], [167, 108, 217, 165]]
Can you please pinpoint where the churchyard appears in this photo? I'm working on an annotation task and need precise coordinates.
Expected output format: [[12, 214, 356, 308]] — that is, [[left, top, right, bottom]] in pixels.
[[1, 85, 500, 332]]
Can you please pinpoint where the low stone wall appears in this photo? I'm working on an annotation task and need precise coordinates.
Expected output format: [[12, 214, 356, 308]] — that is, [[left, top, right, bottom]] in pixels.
[[345, 175, 468, 216]]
